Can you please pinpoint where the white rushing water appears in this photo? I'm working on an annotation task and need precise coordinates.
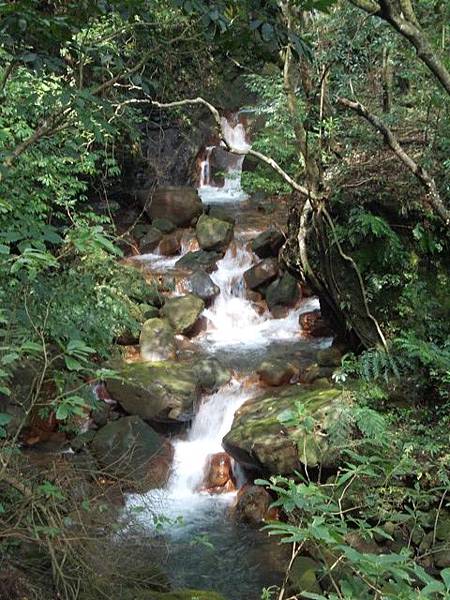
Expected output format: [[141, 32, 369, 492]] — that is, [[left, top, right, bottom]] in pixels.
[[167, 379, 255, 501], [198, 116, 250, 203], [201, 242, 320, 348]]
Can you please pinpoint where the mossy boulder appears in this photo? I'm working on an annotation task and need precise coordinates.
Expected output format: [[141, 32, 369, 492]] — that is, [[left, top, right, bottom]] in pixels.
[[176, 250, 222, 272], [196, 214, 234, 252], [192, 357, 232, 392], [140, 318, 176, 361], [106, 361, 200, 423], [223, 385, 345, 475], [90, 416, 172, 490], [160, 294, 205, 335]]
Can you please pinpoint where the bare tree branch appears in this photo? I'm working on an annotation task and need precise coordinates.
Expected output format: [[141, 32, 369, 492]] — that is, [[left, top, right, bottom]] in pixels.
[[349, 0, 450, 96], [337, 96, 450, 225]]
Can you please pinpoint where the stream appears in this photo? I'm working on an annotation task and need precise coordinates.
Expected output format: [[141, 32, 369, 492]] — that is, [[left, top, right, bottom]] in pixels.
[[123, 118, 329, 599]]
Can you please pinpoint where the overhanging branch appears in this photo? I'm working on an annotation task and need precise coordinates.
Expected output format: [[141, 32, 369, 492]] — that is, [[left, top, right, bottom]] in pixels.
[[337, 96, 450, 225]]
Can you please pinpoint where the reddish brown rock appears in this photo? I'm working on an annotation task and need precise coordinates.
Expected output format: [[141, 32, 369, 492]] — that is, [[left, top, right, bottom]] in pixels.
[[235, 485, 278, 526], [299, 310, 332, 338], [244, 258, 279, 291], [257, 360, 298, 387], [158, 232, 182, 256], [200, 452, 236, 494]]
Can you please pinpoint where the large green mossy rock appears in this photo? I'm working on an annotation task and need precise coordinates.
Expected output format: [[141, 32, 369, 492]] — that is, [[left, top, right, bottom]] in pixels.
[[160, 294, 205, 335], [107, 362, 200, 423], [196, 214, 234, 252], [90, 416, 171, 489], [140, 318, 176, 361], [223, 385, 344, 475]]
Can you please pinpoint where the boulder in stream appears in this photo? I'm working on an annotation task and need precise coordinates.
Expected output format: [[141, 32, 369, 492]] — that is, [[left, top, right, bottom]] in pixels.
[[90, 416, 172, 491], [251, 228, 285, 259], [234, 485, 276, 526], [223, 385, 345, 475], [185, 270, 220, 304], [257, 359, 297, 386], [140, 318, 176, 361], [176, 249, 222, 273], [139, 186, 203, 227], [158, 232, 182, 256], [139, 227, 163, 254], [196, 214, 234, 252], [160, 294, 205, 335], [244, 258, 279, 291], [152, 217, 176, 234], [265, 272, 300, 312], [192, 357, 232, 392], [106, 361, 200, 423], [300, 309, 332, 337]]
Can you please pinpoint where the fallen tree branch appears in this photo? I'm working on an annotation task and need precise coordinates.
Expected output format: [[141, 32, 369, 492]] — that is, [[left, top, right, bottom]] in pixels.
[[337, 96, 450, 225]]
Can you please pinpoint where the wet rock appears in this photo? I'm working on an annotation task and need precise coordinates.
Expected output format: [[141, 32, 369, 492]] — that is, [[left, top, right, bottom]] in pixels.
[[207, 206, 236, 224], [257, 360, 297, 386], [140, 186, 203, 227], [300, 309, 332, 337], [299, 364, 334, 385], [176, 250, 222, 272], [185, 270, 220, 304], [265, 272, 300, 313], [106, 361, 200, 423], [152, 217, 176, 234], [235, 485, 274, 526], [251, 228, 284, 259], [244, 258, 279, 291], [196, 214, 234, 252], [133, 222, 151, 239], [90, 416, 172, 490], [158, 232, 181, 256], [288, 556, 321, 597], [223, 386, 345, 475], [193, 357, 232, 392], [317, 347, 342, 368], [140, 318, 176, 361], [139, 227, 163, 254], [161, 294, 205, 335], [201, 452, 236, 494]]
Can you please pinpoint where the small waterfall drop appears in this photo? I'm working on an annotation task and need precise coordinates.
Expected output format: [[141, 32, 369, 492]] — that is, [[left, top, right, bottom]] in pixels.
[[167, 379, 255, 500], [198, 115, 250, 203]]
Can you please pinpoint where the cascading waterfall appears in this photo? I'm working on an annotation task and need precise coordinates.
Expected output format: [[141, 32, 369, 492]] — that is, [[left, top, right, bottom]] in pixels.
[[198, 114, 250, 203], [167, 379, 255, 501]]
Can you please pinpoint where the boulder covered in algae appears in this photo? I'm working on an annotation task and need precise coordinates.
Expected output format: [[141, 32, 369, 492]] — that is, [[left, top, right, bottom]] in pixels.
[[223, 385, 345, 475]]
